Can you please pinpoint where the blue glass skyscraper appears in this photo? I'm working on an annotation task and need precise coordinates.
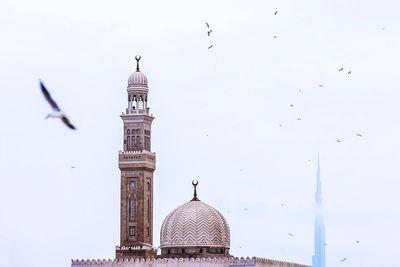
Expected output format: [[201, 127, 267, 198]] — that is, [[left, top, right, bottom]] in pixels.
[[312, 155, 326, 267]]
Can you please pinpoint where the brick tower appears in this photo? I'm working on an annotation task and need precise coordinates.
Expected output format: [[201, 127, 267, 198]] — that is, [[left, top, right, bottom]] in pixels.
[[116, 56, 156, 259]]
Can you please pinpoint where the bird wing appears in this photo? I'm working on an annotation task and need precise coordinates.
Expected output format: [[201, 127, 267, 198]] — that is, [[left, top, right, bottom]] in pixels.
[[40, 81, 60, 111], [206, 22, 209, 28], [61, 116, 76, 130]]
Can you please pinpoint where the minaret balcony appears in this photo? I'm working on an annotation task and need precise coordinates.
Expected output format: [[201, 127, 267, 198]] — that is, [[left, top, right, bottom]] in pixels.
[[125, 108, 150, 115], [118, 150, 156, 170]]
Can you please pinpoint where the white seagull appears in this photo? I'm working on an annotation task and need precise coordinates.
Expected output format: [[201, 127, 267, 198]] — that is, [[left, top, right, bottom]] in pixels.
[[40, 80, 76, 130]]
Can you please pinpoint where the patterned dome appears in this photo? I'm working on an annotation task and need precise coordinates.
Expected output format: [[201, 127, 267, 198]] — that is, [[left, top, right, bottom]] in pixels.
[[128, 71, 148, 87], [160, 200, 230, 248]]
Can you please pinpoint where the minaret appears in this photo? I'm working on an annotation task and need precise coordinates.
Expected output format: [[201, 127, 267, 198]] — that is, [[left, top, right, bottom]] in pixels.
[[312, 154, 326, 267], [116, 56, 156, 259]]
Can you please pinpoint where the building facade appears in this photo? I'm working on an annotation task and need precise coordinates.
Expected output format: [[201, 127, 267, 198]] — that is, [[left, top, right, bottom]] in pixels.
[[71, 57, 310, 267]]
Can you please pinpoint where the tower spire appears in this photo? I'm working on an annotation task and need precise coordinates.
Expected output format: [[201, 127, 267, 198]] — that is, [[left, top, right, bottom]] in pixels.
[[191, 180, 200, 201], [316, 152, 322, 203], [312, 152, 326, 267], [135, 55, 141, 72]]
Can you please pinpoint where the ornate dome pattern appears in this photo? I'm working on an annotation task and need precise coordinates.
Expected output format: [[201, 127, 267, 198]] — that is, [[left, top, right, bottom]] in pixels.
[[160, 200, 230, 248], [128, 71, 148, 87]]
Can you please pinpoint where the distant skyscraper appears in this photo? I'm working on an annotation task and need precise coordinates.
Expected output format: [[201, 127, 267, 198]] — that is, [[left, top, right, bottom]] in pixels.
[[312, 154, 326, 267]]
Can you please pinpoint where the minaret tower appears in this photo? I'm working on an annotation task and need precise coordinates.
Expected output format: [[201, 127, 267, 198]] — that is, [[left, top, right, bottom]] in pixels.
[[312, 154, 326, 267], [116, 56, 156, 259]]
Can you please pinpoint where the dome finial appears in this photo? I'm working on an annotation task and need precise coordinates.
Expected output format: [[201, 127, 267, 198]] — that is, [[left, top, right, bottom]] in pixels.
[[191, 180, 199, 201], [135, 55, 141, 71]]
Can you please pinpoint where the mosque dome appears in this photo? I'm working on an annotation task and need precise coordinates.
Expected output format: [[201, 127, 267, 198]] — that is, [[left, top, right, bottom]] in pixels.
[[159, 181, 230, 258], [128, 71, 148, 87]]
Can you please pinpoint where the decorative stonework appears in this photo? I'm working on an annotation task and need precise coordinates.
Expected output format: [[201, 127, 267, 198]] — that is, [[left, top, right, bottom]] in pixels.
[[160, 201, 230, 248], [71, 257, 310, 267]]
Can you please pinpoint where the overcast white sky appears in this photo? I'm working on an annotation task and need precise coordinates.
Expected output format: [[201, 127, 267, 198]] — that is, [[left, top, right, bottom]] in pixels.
[[1, 0, 400, 266]]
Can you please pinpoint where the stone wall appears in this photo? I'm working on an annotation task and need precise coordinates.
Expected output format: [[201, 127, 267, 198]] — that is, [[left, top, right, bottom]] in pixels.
[[71, 257, 310, 267]]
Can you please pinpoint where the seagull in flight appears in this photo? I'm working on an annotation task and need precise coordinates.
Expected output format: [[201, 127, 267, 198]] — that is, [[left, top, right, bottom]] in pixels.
[[336, 139, 342, 143], [356, 133, 363, 137], [40, 80, 76, 130], [340, 258, 347, 262], [339, 67, 344, 72], [207, 29, 212, 36], [208, 45, 213, 49], [274, 10, 278, 15], [288, 233, 294, 237], [348, 70, 352, 74], [319, 84, 324, 87], [206, 22, 210, 28]]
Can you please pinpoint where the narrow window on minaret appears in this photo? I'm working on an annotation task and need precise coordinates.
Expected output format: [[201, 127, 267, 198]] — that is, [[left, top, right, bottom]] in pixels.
[[146, 195, 150, 223], [136, 135, 140, 150], [129, 226, 135, 236], [129, 194, 136, 222], [126, 129, 131, 151]]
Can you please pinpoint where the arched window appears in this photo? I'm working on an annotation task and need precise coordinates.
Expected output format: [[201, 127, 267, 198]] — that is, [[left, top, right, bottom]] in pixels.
[[136, 135, 140, 148], [129, 194, 136, 222], [129, 181, 136, 191], [146, 181, 150, 191], [126, 129, 131, 151]]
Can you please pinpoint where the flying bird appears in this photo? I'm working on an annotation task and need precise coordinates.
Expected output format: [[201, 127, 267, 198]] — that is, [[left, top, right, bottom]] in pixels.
[[298, 89, 302, 92], [71, 166, 76, 169], [297, 118, 302, 121], [280, 203, 285, 206], [244, 208, 248, 211], [208, 45, 213, 49], [273, 35, 278, 39], [206, 22, 210, 28], [207, 30, 212, 36], [339, 67, 344, 72], [340, 258, 347, 262], [279, 123, 283, 127], [324, 243, 328, 246], [319, 84, 324, 87], [290, 104, 294, 107], [348, 70, 352, 74], [288, 233, 294, 237], [336, 139, 342, 143], [274, 10, 278, 15], [356, 133, 363, 137], [356, 240, 360, 243], [40, 80, 76, 130]]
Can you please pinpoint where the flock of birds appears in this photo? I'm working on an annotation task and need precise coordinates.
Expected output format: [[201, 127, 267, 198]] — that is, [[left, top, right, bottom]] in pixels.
[[206, 22, 213, 49], [269, 10, 364, 145]]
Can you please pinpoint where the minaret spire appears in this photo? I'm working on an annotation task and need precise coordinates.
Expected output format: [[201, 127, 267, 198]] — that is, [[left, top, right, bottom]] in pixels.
[[135, 55, 141, 71], [191, 180, 200, 201]]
